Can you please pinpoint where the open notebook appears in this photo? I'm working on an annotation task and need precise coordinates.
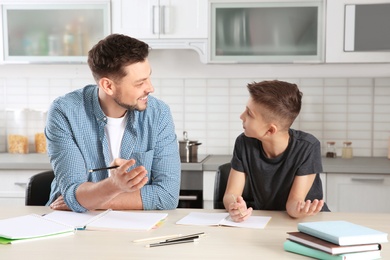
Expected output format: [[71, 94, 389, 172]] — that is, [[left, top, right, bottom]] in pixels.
[[0, 214, 74, 244], [176, 212, 271, 229], [43, 209, 168, 231]]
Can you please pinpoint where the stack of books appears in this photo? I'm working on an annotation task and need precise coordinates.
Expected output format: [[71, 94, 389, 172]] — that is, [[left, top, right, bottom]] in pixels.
[[284, 220, 388, 260]]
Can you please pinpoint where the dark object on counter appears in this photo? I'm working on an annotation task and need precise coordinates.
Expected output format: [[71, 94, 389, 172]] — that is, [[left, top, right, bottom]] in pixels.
[[326, 152, 337, 158], [25, 170, 54, 206], [213, 162, 255, 209], [326, 141, 337, 158], [179, 131, 202, 162]]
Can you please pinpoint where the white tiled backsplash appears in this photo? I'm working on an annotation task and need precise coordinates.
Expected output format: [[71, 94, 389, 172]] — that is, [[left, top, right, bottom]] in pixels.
[[0, 50, 389, 157]]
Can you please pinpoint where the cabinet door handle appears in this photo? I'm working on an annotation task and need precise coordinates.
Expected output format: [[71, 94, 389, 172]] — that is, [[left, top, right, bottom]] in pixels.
[[152, 5, 160, 34], [179, 195, 198, 201], [161, 5, 170, 34], [14, 182, 27, 188], [351, 178, 384, 183]]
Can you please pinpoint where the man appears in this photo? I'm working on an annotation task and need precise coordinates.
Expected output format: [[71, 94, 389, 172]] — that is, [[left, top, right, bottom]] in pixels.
[[45, 34, 181, 212], [224, 80, 329, 221]]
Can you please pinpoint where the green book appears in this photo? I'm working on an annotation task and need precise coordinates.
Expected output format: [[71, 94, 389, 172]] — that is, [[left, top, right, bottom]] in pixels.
[[284, 240, 381, 260], [0, 214, 74, 245]]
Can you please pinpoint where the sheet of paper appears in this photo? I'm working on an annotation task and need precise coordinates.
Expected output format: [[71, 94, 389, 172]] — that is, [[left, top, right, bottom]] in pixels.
[[86, 211, 168, 231], [176, 212, 272, 229], [43, 210, 104, 229], [176, 212, 230, 226], [220, 215, 272, 229]]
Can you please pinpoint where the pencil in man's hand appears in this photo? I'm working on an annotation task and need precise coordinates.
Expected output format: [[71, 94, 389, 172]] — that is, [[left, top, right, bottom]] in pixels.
[[88, 165, 119, 173]]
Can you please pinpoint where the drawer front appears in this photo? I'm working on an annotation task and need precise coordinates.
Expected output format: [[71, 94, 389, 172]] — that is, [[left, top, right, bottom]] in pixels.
[[327, 173, 390, 213], [0, 170, 46, 198]]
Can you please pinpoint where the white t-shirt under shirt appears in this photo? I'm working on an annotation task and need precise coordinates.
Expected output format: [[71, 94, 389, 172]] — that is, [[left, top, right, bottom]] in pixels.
[[104, 114, 127, 167]]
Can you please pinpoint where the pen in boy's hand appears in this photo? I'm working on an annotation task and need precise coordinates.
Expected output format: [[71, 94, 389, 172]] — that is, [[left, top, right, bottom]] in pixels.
[[231, 194, 245, 217], [88, 165, 119, 173]]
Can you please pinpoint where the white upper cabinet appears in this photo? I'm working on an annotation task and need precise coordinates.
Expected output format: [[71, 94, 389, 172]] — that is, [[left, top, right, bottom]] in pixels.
[[326, 0, 390, 63], [111, 0, 208, 62], [111, 0, 207, 39]]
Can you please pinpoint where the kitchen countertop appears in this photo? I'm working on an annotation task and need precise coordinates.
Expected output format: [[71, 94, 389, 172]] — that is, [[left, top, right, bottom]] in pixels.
[[0, 153, 389, 174]]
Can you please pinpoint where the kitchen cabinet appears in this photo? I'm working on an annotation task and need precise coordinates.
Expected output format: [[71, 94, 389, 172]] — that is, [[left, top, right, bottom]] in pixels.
[[0, 0, 110, 63], [203, 170, 216, 209], [326, 173, 390, 213], [111, 0, 207, 39], [209, 0, 325, 63], [0, 169, 47, 206], [326, 0, 390, 63], [111, 0, 208, 63]]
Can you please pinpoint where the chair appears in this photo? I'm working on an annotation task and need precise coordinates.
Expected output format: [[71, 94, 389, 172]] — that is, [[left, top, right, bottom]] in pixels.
[[25, 170, 54, 206], [213, 162, 255, 209]]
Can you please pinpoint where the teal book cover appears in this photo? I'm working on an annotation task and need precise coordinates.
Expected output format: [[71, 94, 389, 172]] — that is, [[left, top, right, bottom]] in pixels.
[[284, 240, 381, 260], [298, 220, 388, 246]]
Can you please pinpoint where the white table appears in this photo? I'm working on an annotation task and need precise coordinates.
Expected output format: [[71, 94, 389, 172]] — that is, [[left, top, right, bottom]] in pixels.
[[0, 207, 389, 259]]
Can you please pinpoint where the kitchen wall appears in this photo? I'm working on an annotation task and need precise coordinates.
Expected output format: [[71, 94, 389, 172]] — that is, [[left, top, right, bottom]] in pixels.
[[1, 49, 390, 157]]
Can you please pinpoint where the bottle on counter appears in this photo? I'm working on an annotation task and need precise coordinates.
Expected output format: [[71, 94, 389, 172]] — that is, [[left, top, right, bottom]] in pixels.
[[341, 141, 353, 159], [326, 141, 337, 158]]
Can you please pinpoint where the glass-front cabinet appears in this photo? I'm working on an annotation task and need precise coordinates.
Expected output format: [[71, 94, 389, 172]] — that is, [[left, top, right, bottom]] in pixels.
[[209, 0, 325, 63], [1, 1, 110, 63]]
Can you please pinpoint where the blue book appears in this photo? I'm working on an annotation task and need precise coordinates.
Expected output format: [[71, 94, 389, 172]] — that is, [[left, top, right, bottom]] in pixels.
[[298, 221, 388, 246], [284, 240, 382, 260]]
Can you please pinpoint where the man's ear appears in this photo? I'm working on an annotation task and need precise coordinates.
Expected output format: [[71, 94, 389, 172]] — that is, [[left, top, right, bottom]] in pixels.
[[99, 77, 114, 95]]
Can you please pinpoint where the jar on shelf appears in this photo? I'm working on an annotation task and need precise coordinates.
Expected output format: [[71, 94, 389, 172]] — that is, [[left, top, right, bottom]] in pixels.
[[6, 109, 29, 154], [326, 141, 337, 158], [342, 141, 353, 159]]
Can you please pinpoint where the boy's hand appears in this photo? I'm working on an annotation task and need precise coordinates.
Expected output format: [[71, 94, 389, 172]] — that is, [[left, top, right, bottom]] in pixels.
[[228, 195, 253, 222], [296, 199, 324, 217]]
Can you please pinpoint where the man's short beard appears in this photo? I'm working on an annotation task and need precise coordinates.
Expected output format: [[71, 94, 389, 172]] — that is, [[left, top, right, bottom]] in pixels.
[[113, 97, 144, 112]]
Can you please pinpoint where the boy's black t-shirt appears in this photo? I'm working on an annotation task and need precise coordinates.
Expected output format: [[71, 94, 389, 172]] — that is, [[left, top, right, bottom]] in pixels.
[[231, 129, 330, 211]]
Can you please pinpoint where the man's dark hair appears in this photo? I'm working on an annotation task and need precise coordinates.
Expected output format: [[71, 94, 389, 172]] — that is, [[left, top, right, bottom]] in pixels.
[[87, 34, 150, 83]]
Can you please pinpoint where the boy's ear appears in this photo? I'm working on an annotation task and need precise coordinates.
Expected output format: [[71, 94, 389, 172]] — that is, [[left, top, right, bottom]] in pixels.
[[99, 77, 114, 95], [267, 124, 278, 135]]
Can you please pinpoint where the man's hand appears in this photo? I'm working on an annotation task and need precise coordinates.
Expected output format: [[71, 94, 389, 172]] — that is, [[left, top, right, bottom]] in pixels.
[[109, 158, 149, 193], [50, 195, 71, 211]]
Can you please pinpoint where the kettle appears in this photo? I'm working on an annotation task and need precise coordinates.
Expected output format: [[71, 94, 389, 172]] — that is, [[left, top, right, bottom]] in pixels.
[[179, 131, 202, 162]]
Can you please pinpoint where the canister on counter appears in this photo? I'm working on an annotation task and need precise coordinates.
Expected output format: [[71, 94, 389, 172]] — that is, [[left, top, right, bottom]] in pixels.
[[325, 141, 337, 158], [6, 109, 29, 154], [341, 141, 353, 159], [29, 109, 47, 153]]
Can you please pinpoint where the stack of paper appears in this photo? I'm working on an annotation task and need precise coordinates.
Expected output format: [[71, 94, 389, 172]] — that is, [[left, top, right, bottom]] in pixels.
[[284, 220, 388, 259]]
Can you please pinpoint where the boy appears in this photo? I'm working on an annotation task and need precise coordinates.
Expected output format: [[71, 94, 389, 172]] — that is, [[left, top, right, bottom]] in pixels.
[[224, 80, 329, 221]]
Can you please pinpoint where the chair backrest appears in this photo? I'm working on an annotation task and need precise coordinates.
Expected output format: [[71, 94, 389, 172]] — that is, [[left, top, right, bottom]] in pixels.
[[25, 170, 54, 206], [213, 162, 255, 209]]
